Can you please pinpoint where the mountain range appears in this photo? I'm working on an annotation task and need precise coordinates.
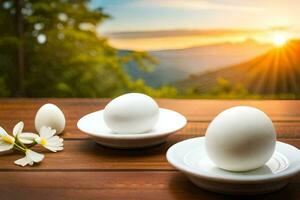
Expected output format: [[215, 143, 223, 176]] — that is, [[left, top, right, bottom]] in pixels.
[[123, 39, 272, 87], [175, 40, 300, 94]]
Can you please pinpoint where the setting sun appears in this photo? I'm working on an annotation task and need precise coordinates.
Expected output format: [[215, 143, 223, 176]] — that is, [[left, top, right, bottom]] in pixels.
[[273, 34, 287, 47]]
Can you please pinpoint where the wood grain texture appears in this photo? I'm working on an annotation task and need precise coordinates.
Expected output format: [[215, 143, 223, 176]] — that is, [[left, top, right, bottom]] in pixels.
[[0, 138, 299, 171], [0, 172, 299, 200], [0, 99, 299, 199], [1, 99, 300, 122]]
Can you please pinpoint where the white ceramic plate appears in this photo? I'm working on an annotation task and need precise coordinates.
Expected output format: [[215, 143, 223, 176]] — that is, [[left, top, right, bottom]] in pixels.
[[167, 137, 300, 195], [77, 108, 187, 149]]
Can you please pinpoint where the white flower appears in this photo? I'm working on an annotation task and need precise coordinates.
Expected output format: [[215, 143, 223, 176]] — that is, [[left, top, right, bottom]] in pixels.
[[0, 126, 15, 152], [14, 149, 44, 167], [13, 121, 38, 144], [35, 127, 63, 152]]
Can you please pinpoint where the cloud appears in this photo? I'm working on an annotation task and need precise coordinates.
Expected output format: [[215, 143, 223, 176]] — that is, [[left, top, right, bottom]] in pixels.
[[130, 0, 263, 12], [107, 29, 265, 39]]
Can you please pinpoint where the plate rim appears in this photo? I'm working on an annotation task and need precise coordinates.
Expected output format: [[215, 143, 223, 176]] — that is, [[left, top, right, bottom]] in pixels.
[[77, 108, 187, 140], [166, 137, 300, 183]]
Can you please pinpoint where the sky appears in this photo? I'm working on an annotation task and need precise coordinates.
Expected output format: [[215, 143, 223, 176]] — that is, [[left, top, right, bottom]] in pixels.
[[90, 0, 300, 50]]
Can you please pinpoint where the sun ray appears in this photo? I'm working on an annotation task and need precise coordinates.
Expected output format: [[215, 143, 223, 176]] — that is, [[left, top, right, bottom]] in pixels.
[[282, 42, 299, 92], [273, 34, 287, 47]]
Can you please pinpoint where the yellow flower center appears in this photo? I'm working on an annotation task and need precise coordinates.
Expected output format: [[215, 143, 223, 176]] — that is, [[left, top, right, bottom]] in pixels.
[[2, 135, 14, 144], [40, 138, 47, 145]]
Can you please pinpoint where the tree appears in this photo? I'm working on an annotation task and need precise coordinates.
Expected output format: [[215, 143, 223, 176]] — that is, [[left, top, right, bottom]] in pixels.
[[0, 0, 176, 97]]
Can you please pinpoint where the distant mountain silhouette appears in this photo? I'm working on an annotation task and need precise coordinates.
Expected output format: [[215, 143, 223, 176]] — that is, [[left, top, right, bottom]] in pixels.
[[175, 40, 300, 94], [122, 40, 271, 88]]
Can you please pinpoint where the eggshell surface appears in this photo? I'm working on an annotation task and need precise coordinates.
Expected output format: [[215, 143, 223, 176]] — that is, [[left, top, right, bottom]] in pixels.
[[103, 93, 159, 134], [35, 103, 66, 134], [205, 106, 276, 171]]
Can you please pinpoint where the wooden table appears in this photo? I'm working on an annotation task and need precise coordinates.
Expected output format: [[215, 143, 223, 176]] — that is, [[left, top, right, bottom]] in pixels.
[[0, 99, 299, 200]]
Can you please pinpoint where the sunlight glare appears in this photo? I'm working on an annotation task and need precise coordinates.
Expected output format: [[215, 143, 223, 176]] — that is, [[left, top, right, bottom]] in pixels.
[[273, 34, 287, 47]]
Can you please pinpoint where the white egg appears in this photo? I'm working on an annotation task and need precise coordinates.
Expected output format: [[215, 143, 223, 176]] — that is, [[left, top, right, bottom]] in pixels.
[[103, 93, 159, 134], [35, 103, 66, 134], [205, 106, 276, 171]]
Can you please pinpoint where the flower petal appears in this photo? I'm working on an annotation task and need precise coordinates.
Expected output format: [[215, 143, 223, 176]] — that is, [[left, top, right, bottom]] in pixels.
[[47, 136, 63, 145], [0, 127, 8, 136], [14, 157, 32, 167], [39, 127, 56, 139], [18, 132, 39, 144], [13, 121, 24, 137], [44, 145, 63, 152], [46, 137, 63, 147], [26, 150, 44, 163], [0, 143, 14, 152]]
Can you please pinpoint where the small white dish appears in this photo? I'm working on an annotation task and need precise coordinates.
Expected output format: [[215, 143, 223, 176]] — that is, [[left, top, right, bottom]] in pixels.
[[77, 108, 187, 149], [167, 137, 300, 195]]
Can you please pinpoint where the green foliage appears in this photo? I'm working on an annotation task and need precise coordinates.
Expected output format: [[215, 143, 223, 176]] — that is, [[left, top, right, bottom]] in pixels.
[[210, 77, 249, 97], [182, 77, 253, 99], [178, 76, 300, 99], [127, 79, 178, 98], [0, 0, 176, 98]]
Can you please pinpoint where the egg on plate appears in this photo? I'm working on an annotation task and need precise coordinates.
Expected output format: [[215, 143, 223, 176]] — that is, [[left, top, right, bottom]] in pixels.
[[205, 106, 276, 171], [103, 93, 159, 134]]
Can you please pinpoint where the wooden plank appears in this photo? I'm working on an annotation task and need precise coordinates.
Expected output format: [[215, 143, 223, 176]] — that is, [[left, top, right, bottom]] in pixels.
[[0, 138, 299, 171], [1, 118, 300, 140], [0, 171, 299, 200], [1, 99, 300, 139], [2, 121, 300, 140], [63, 121, 300, 139], [1, 99, 300, 122]]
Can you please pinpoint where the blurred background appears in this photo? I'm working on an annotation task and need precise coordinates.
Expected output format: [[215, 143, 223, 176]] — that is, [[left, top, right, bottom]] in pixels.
[[1, 0, 300, 99]]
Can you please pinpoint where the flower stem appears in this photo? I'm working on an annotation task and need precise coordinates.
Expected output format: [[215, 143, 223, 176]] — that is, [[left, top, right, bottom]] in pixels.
[[16, 138, 27, 149], [14, 143, 26, 152]]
